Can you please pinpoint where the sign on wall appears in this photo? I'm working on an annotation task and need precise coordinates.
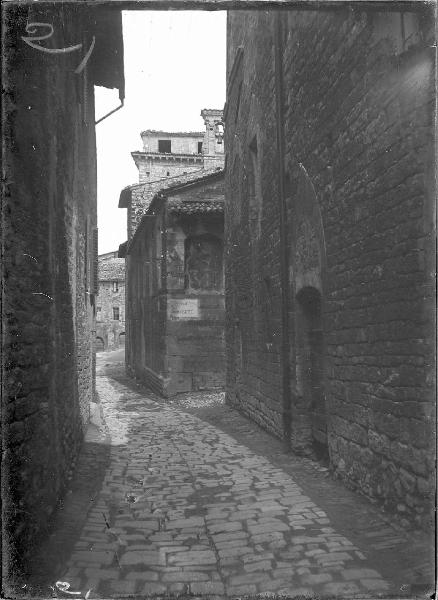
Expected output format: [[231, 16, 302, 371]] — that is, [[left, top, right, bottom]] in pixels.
[[168, 298, 200, 320]]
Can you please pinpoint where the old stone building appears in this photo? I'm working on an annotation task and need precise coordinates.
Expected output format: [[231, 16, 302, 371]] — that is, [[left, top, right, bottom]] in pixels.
[[224, 8, 435, 528], [121, 170, 225, 397], [2, 4, 124, 581], [120, 109, 225, 240], [119, 110, 226, 397], [96, 251, 126, 351]]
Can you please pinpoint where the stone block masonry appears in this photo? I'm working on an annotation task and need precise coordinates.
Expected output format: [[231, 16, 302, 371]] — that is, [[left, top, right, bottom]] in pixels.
[[125, 172, 225, 397], [2, 4, 124, 583], [96, 253, 125, 351], [224, 8, 435, 528]]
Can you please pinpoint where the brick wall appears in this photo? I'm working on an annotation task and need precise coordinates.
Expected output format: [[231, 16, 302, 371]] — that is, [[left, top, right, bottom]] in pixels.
[[225, 8, 435, 527], [2, 5, 115, 580]]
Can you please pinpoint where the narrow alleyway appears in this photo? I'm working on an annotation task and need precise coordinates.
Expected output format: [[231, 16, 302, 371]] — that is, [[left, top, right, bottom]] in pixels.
[[28, 351, 434, 599]]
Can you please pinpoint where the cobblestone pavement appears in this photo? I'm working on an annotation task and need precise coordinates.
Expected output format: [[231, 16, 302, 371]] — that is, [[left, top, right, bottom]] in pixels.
[[28, 352, 434, 599]]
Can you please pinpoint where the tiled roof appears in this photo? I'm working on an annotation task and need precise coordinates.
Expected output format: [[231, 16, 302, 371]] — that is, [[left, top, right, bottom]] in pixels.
[[98, 257, 125, 281], [118, 168, 206, 208], [167, 199, 224, 214]]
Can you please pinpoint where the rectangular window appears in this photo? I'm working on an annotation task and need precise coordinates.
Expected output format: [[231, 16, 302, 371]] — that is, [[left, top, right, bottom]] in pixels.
[[197, 141, 203, 154], [113, 307, 120, 320], [158, 139, 171, 153], [96, 306, 102, 321], [113, 281, 119, 292]]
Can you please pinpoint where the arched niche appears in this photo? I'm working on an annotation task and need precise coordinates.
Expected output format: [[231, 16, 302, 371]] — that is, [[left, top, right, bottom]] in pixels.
[[288, 163, 328, 458], [184, 233, 224, 293], [289, 163, 326, 294]]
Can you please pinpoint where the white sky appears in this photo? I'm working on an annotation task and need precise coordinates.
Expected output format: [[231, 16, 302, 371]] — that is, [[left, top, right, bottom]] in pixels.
[[95, 10, 227, 254]]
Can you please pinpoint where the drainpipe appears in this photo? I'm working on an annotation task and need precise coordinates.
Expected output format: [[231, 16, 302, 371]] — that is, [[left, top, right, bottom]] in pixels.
[[274, 10, 292, 451]]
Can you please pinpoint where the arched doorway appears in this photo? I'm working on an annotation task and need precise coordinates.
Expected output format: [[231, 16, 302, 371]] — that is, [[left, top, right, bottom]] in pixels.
[[119, 332, 126, 346], [96, 337, 105, 352], [296, 286, 327, 458]]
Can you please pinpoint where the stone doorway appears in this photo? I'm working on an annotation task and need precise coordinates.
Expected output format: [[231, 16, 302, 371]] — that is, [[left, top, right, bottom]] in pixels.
[[296, 286, 327, 459]]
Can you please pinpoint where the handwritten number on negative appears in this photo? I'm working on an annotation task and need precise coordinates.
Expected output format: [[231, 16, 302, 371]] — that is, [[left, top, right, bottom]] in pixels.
[[21, 23, 95, 73]]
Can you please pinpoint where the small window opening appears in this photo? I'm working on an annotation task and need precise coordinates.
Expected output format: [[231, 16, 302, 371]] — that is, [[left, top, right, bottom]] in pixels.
[[198, 141, 203, 154], [166, 171, 170, 177], [113, 281, 119, 292], [158, 139, 172, 153], [113, 307, 120, 320]]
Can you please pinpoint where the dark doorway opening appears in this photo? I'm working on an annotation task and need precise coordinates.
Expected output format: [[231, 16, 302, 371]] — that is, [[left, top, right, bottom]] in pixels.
[[296, 286, 328, 462], [96, 337, 105, 352]]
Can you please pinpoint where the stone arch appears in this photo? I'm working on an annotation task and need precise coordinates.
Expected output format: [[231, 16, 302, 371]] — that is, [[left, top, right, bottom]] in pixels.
[[289, 163, 326, 293], [288, 163, 328, 458], [96, 336, 105, 352]]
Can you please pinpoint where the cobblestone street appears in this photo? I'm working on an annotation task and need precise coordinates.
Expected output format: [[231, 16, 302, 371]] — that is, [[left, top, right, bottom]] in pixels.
[[28, 351, 434, 599]]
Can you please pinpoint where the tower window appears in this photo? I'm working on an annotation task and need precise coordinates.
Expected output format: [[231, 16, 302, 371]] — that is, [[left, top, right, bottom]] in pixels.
[[158, 139, 172, 153], [198, 142, 203, 154], [112, 281, 119, 292], [166, 171, 170, 176], [113, 307, 120, 320]]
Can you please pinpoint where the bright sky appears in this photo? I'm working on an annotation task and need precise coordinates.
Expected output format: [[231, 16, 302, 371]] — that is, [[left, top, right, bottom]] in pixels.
[[95, 10, 227, 254]]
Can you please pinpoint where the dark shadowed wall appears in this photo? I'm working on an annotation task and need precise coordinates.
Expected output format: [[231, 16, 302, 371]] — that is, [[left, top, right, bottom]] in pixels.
[[225, 8, 435, 528], [2, 4, 123, 580]]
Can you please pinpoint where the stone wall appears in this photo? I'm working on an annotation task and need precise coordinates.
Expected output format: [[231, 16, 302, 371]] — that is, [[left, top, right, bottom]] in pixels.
[[137, 161, 201, 184], [140, 132, 204, 154], [96, 254, 125, 351], [126, 175, 225, 397], [125, 207, 167, 395], [2, 4, 122, 581], [225, 8, 435, 527]]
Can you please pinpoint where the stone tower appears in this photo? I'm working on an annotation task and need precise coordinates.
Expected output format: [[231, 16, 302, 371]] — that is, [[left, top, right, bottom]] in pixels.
[[131, 109, 225, 184], [201, 108, 225, 170]]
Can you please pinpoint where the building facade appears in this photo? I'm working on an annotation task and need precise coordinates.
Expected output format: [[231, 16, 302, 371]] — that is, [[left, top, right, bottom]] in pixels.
[[224, 8, 435, 528], [2, 5, 124, 581], [120, 109, 225, 241], [96, 251, 126, 351], [123, 171, 225, 397]]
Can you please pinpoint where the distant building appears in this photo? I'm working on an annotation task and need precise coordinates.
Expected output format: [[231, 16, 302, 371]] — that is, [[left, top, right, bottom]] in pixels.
[[96, 251, 125, 351], [224, 8, 435, 527], [119, 109, 226, 396], [121, 170, 225, 396], [120, 109, 225, 241]]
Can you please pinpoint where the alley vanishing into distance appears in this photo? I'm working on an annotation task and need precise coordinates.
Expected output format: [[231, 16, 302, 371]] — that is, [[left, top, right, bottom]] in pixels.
[[28, 350, 433, 599]]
